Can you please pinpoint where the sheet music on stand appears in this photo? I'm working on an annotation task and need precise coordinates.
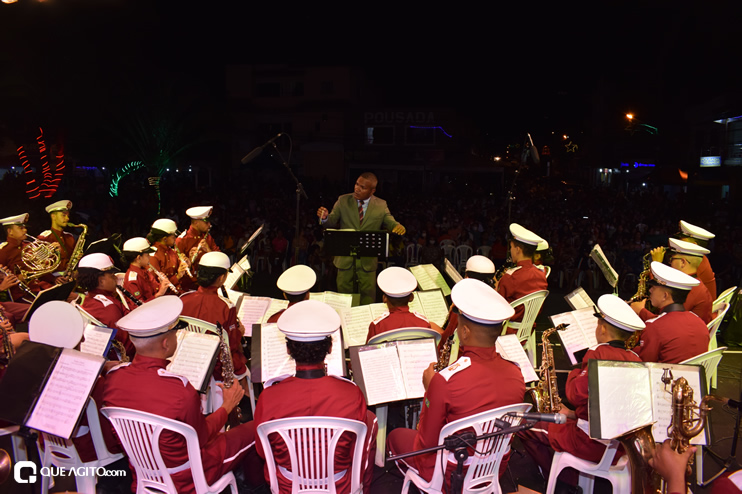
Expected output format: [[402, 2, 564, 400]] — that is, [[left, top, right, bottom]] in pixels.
[[495, 334, 539, 383], [588, 360, 708, 445], [564, 287, 595, 310], [549, 308, 600, 365], [79, 324, 118, 357], [443, 258, 463, 285], [407, 289, 449, 327], [590, 244, 618, 290], [409, 264, 451, 297], [237, 223, 265, 257], [224, 256, 251, 291], [166, 331, 221, 393], [21, 281, 76, 322], [324, 229, 389, 258], [339, 303, 389, 348]]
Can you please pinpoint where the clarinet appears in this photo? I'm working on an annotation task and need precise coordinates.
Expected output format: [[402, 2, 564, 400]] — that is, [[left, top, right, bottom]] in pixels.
[[117, 286, 143, 307], [148, 265, 180, 295]]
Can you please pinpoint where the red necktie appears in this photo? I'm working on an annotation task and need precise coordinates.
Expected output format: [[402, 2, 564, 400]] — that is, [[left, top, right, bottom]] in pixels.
[[358, 200, 364, 224]]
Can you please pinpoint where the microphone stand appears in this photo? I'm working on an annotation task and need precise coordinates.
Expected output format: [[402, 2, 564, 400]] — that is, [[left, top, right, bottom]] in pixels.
[[388, 420, 536, 494], [698, 392, 742, 487], [265, 136, 308, 267]]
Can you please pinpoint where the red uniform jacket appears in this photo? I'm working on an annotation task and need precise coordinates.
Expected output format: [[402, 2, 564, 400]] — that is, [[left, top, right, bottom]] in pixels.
[[102, 355, 245, 494], [697, 255, 716, 301], [150, 244, 182, 294], [253, 364, 371, 494], [412, 346, 526, 482], [80, 289, 134, 357], [366, 305, 430, 343], [0, 237, 52, 302], [547, 343, 641, 462], [639, 279, 713, 325], [176, 227, 219, 292], [37, 227, 77, 271], [123, 264, 160, 303], [180, 286, 247, 379], [635, 306, 710, 363], [497, 259, 547, 327]]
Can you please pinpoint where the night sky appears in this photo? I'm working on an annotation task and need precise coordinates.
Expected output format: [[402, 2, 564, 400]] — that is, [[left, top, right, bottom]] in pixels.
[[2, 2, 742, 163]]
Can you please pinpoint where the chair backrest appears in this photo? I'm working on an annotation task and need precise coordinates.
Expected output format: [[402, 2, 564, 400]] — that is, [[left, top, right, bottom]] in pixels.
[[256, 416, 367, 494], [712, 286, 737, 313], [405, 243, 421, 265], [476, 246, 492, 258], [503, 290, 549, 341], [367, 327, 442, 345], [708, 303, 729, 338], [455, 245, 473, 268], [441, 244, 455, 261], [680, 347, 727, 389], [426, 403, 532, 494], [102, 406, 214, 494], [178, 315, 229, 346], [440, 239, 456, 248], [543, 265, 551, 279]]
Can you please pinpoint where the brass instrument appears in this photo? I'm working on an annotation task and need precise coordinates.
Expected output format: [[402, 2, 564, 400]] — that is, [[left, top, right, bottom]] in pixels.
[[0, 311, 14, 364], [528, 324, 568, 413], [0, 265, 36, 301], [148, 265, 180, 295], [111, 339, 130, 363], [18, 234, 62, 282], [61, 223, 88, 279], [616, 423, 660, 494], [217, 322, 242, 428], [434, 305, 458, 371], [494, 253, 515, 282], [626, 251, 653, 349]]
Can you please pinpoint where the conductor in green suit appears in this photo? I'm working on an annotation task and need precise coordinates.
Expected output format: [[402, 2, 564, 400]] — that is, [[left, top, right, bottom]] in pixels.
[[317, 172, 406, 305]]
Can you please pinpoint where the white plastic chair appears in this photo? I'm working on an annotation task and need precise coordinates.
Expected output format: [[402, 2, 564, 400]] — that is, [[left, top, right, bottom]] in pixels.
[[367, 326, 442, 346], [101, 406, 238, 494], [256, 416, 367, 494], [543, 265, 551, 279], [680, 346, 727, 391], [441, 244, 455, 262], [502, 290, 549, 367], [545, 440, 630, 494], [476, 246, 492, 258], [405, 243, 422, 268], [707, 303, 730, 352], [712, 286, 737, 313], [39, 398, 125, 494], [178, 316, 256, 416], [439, 239, 456, 249], [455, 245, 473, 273], [400, 403, 532, 494]]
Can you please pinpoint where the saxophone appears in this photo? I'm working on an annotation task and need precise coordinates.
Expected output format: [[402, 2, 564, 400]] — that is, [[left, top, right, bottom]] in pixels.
[[216, 322, 242, 428], [18, 234, 62, 282], [62, 223, 88, 279], [434, 305, 458, 371], [626, 251, 654, 349], [527, 324, 568, 413], [0, 311, 14, 365]]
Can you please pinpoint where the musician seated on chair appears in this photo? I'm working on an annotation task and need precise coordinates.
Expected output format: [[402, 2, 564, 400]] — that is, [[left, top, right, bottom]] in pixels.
[[672, 220, 716, 300], [37, 200, 77, 282], [496, 223, 547, 332], [121, 237, 169, 304], [147, 218, 188, 295], [102, 296, 257, 494], [437, 255, 495, 353], [77, 253, 134, 358], [387, 279, 525, 489], [252, 300, 377, 493], [180, 252, 250, 394], [0, 213, 53, 302], [366, 266, 438, 343], [630, 262, 709, 364], [176, 206, 219, 292], [519, 294, 644, 490], [266, 264, 317, 323]]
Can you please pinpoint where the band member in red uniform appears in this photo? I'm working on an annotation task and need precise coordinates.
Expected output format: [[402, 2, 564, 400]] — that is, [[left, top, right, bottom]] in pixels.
[[678, 220, 716, 300], [388, 279, 525, 486], [631, 262, 709, 363], [102, 296, 256, 494], [496, 223, 547, 332], [121, 237, 168, 303], [0, 213, 53, 302], [438, 255, 495, 352], [180, 252, 249, 392], [37, 200, 77, 276], [253, 300, 377, 493], [366, 266, 434, 343], [519, 294, 644, 488], [266, 264, 317, 323], [77, 253, 134, 358], [147, 218, 188, 294], [176, 206, 218, 291]]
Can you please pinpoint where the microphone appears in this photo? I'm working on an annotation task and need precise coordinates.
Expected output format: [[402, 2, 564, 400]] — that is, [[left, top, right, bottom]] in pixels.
[[240, 133, 283, 164], [507, 412, 567, 424]]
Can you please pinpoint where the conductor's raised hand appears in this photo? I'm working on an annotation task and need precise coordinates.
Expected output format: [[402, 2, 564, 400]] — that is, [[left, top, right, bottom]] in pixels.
[[217, 379, 245, 414], [317, 207, 329, 220], [392, 224, 406, 235]]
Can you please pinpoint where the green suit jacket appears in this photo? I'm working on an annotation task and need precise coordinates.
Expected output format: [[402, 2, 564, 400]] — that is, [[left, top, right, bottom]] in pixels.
[[324, 193, 400, 271]]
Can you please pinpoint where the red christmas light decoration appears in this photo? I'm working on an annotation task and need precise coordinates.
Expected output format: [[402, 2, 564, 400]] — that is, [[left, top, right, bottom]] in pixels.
[[17, 127, 65, 199]]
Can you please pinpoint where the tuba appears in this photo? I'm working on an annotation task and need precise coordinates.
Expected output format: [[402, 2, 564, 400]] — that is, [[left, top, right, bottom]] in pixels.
[[18, 235, 61, 281], [62, 223, 88, 279], [527, 324, 568, 413]]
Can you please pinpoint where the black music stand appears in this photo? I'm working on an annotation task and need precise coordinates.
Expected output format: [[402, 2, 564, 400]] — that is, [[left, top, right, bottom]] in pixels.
[[20, 281, 76, 323], [324, 229, 389, 294]]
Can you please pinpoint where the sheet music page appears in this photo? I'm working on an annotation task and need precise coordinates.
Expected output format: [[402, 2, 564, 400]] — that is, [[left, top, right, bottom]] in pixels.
[[496, 334, 540, 383], [166, 332, 220, 391], [26, 349, 104, 439], [396, 339, 438, 399], [260, 299, 289, 324], [573, 308, 600, 348], [259, 323, 296, 382], [308, 292, 325, 302], [408, 295, 424, 315], [590, 244, 618, 288], [326, 329, 345, 377], [224, 264, 245, 291], [409, 265, 437, 291], [340, 306, 373, 348], [238, 296, 272, 334], [566, 287, 595, 310], [648, 365, 707, 445], [444, 258, 463, 284], [549, 312, 582, 365], [369, 303, 388, 319], [595, 363, 653, 439], [356, 344, 407, 405], [79, 324, 114, 357], [321, 291, 354, 316], [422, 264, 451, 296], [415, 290, 448, 327]]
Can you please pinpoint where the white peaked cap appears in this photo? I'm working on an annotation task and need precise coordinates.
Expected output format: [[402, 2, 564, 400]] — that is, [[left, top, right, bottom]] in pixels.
[[679, 220, 714, 241], [29, 301, 85, 348], [123, 237, 155, 254], [377, 266, 418, 297], [199, 252, 231, 271], [451, 278, 514, 325], [669, 238, 709, 257], [465, 255, 495, 274], [117, 296, 183, 338], [277, 265, 317, 295], [0, 213, 29, 226], [650, 261, 699, 291], [186, 206, 213, 220], [537, 240, 549, 251], [45, 200, 72, 213], [595, 294, 645, 333], [78, 253, 118, 271], [509, 223, 544, 246], [151, 219, 178, 234], [277, 300, 340, 342]]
